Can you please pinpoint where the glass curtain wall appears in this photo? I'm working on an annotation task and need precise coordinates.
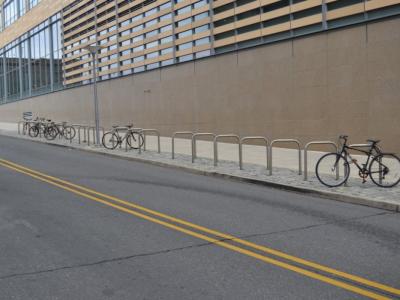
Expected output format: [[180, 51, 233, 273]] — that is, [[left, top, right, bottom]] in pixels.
[[3, 0, 41, 30], [0, 13, 62, 103]]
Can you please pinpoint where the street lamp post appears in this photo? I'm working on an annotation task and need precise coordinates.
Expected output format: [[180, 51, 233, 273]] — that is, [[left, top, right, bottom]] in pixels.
[[84, 45, 102, 146]]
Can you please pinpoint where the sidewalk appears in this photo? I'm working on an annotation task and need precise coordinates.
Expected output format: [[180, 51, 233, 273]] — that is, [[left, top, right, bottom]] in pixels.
[[1, 122, 399, 212]]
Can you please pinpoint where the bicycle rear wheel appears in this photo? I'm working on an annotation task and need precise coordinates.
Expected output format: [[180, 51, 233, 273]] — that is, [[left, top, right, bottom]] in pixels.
[[369, 154, 400, 188], [102, 132, 119, 150], [316, 153, 350, 187], [28, 126, 39, 138], [127, 131, 144, 149]]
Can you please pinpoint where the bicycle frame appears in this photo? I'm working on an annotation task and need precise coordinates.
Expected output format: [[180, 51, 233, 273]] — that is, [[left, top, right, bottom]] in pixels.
[[339, 141, 381, 175]]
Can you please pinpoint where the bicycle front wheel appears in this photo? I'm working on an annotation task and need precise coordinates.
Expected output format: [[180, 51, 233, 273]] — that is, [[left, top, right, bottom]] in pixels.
[[369, 154, 400, 188], [127, 131, 144, 150], [44, 126, 57, 140], [63, 126, 76, 140], [102, 132, 119, 150], [316, 153, 350, 187]]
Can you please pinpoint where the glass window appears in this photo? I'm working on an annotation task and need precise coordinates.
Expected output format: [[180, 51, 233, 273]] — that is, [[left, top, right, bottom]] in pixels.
[[160, 36, 173, 44], [194, 24, 209, 34], [133, 45, 144, 52], [178, 54, 193, 62], [160, 24, 173, 33], [161, 59, 174, 66], [194, 11, 209, 21], [146, 30, 158, 38], [146, 41, 158, 49], [176, 5, 191, 15], [146, 51, 158, 59], [177, 17, 191, 27], [177, 30, 192, 39], [132, 35, 144, 43], [133, 56, 144, 63], [160, 47, 173, 55], [194, 36, 210, 46], [160, 2, 172, 10], [132, 24, 144, 32], [144, 8, 157, 17], [195, 49, 210, 58], [177, 41, 192, 51], [134, 66, 145, 73], [145, 19, 158, 27], [193, 0, 208, 9], [146, 62, 159, 70], [159, 13, 172, 21]]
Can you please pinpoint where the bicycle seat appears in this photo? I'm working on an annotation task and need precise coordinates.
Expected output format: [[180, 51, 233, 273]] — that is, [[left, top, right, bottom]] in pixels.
[[126, 124, 133, 128], [367, 139, 380, 144], [112, 125, 119, 128]]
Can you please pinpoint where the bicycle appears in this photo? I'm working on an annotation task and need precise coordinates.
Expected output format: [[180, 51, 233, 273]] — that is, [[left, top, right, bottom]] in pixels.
[[102, 124, 144, 150], [44, 122, 76, 141], [28, 118, 52, 138], [315, 135, 400, 188]]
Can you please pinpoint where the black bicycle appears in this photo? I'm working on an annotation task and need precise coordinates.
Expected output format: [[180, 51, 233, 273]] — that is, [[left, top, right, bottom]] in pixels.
[[102, 124, 144, 150], [315, 135, 400, 188], [44, 122, 76, 141]]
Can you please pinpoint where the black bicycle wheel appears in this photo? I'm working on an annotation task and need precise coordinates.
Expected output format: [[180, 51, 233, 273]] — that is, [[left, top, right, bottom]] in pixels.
[[28, 126, 39, 138], [44, 126, 58, 140], [316, 153, 350, 187], [127, 131, 144, 149], [369, 153, 400, 188], [102, 132, 119, 150], [63, 126, 76, 140]]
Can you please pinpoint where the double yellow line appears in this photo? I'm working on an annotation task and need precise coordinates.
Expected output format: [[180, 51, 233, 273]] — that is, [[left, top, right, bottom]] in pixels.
[[0, 157, 398, 299]]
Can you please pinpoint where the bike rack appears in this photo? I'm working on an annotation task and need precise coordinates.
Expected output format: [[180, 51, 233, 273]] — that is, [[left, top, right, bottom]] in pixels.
[[303, 141, 338, 181], [71, 124, 89, 144], [192, 133, 216, 163], [172, 131, 194, 159], [87, 126, 105, 146], [142, 129, 161, 154], [18, 121, 25, 135], [213, 134, 240, 167], [240, 137, 269, 170], [269, 139, 302, 176]]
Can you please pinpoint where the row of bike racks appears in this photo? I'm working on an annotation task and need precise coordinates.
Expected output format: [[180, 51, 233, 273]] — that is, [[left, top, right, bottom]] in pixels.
[[171, 132, 358, 180], [20, 120, 371, 181]]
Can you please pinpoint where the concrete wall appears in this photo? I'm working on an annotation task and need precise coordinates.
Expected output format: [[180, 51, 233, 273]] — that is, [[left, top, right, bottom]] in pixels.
[[1, 17, 399, 152]]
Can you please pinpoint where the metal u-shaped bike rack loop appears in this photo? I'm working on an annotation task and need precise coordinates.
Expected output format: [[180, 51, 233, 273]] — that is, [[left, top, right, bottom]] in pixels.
[[269, 139, 302, 176], [192, 133, 216, 163], [213, 134, 240, 167], [142, 129, 161, 153], [239, 137, 269, 170], [18, 121, 25, 135], [72, 124, 89, 144], [172, 131, 194, 159], [87, 126, 105, 146], [303, 141, 338, 181]]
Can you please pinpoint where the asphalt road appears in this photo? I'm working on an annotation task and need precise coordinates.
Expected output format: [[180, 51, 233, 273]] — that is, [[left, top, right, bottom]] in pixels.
[[0, 135, 399, 300]]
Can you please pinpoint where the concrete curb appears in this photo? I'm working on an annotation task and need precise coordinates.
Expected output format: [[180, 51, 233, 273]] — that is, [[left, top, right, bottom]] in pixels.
[[2, 132, 399, 213]]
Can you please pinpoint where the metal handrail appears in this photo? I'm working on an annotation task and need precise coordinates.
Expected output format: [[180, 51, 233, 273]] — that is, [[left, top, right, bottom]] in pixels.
[[192, 133, 216, 163], [172, 131, 194, 159], [213, 134, 240, 167], [142, 129, 161, 153], [269, 139, 302, 175], [240, 136, 269, 170], [303, 141, 338, 181]]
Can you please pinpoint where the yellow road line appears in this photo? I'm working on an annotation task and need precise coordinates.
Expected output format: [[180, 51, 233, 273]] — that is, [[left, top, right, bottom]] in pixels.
[[0, 159, 397, 299]]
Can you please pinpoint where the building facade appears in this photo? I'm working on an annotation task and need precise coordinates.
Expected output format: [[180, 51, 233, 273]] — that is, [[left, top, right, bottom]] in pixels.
[[0, 0, 399, 151]]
